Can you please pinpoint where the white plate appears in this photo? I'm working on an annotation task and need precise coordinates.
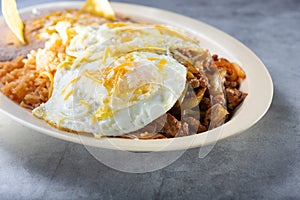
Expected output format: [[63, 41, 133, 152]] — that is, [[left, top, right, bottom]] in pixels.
[[0, 1, 273, 152]]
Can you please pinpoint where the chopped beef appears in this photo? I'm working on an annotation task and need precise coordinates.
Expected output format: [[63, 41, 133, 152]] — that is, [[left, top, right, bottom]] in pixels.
[[226, 88, 248, 111], [162, 113, 182, 138], [225, 80, 239, 88], [183, 116, 208, 133], [190, 78, 201, 88]]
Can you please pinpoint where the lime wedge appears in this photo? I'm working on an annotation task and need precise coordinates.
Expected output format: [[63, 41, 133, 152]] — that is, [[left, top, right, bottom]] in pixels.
[[1, 0, 26, 44], [82, 0, 116, 20]]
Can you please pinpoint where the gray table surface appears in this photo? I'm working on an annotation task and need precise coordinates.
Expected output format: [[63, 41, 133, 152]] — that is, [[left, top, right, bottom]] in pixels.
[[0, 0, 299, 199]]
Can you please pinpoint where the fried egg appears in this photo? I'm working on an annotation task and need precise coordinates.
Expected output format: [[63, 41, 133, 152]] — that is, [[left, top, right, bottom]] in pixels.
[[33, 22, 204, 137]]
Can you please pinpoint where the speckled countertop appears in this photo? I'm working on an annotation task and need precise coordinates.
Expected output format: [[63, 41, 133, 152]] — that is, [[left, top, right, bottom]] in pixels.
[[0, 0, 299, 199]]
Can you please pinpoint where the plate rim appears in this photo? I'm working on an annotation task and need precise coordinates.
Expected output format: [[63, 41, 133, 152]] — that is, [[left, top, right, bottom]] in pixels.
[[0, 1, 273, 152]]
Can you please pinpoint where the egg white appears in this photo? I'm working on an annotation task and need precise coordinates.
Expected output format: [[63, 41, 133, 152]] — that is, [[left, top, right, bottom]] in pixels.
[[33, 23, 204, 137]]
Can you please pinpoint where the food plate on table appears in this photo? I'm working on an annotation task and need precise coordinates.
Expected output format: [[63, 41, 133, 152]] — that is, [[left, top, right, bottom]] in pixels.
[[0, 1, 273, 152]]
